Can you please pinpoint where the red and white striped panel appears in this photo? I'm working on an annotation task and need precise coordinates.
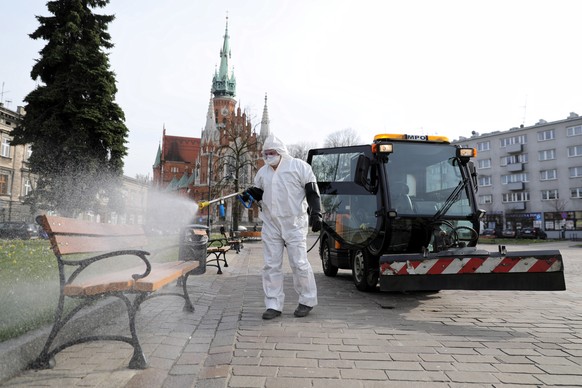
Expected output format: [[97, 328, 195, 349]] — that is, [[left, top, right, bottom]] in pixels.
[[380, 255, 562, 276]]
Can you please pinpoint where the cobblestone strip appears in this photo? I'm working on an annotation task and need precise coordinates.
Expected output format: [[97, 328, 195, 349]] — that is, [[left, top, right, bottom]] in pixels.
[[193, 245, 254, 388], [228, 241, 582, 387]]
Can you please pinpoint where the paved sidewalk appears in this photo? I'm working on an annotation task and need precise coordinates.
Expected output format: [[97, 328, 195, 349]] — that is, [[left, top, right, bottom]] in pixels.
[[2, 238, 582, 387]]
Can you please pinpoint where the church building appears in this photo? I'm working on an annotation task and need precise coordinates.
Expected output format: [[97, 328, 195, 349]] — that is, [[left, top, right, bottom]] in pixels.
[[152, 17, 270, 228]]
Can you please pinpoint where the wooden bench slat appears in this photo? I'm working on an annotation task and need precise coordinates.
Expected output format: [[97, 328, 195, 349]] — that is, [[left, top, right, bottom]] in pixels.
[[64, 262, 201, 296], [43, 216, 145, 236], [134, 262, 199, 292], [54, 235, 149, 255], [207, 246, 230, 253], [64, 269, 137, 296]]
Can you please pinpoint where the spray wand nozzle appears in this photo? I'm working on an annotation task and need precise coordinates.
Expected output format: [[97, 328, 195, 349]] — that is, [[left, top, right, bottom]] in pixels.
[[198, 191, 243, 210], [198, 190, 261, 211]]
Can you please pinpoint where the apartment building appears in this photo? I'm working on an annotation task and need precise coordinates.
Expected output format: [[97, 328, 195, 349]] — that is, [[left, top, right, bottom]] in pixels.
[[453, 112, 582, 239], [0, 103, 31, 222]]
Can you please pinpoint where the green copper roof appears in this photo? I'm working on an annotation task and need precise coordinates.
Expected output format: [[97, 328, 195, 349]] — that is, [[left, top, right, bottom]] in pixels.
[[165, 176, 179, 191], [177, 172, 190, 189], [153, 143, 162, 167], [187, 171, 196, 185], [211, 17, 236, 98]]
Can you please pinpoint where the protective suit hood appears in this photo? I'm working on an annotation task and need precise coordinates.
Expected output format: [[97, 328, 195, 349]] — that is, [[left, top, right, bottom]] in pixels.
[[263, 134, 288, 156]]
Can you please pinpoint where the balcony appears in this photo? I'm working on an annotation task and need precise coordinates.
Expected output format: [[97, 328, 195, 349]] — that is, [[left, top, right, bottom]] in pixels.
[[506, 143, 523, 154], [506, 163, 523, 172], [507, 182, 524, 191], [505, 202, 526, 211]]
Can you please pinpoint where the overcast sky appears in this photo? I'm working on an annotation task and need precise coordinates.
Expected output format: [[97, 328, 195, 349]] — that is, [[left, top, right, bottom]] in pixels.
[[2, 0, 581, 178]]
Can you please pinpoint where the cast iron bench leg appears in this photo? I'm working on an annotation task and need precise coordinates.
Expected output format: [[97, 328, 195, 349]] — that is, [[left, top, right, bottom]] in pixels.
[[128, 293, 148, 369]]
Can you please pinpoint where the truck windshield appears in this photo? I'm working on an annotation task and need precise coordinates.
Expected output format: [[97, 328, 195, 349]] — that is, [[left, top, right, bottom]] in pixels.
[[385, 142, 472, 218]]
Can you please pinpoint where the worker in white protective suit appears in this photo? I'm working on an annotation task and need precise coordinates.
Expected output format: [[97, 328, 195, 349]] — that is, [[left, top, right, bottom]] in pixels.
[[242, 134, 322, 319]]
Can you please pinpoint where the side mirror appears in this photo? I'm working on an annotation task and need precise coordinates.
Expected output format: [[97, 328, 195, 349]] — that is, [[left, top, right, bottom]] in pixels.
[[354, 155, 376, 192]]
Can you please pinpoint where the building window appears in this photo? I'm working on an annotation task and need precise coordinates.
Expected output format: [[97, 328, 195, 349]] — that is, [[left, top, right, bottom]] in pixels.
[[0, 173, 8, 194], [501, 173, 528, 184], [502, 192, 529, 202], [1, 137, 10, 158], [571, 188, 582, 199], [477, 159, 491, 169], [26, 145, 32, 160], [537, 129, 555, 141], [569, 167, 582, 178], [500, 154, 528, 166], [567, 125, 582, 137], [541, 189, 559, 200], [544, 211, 580, 231], [478, 176, 491, 186], [568, 145, 582, 157], [500, 135, 527, 147], [477, 141, 490, 152], [479, 194, 492, 204], [540, 169, 557, 181], [170, 166, 179, 173], [538, 149, 556, 161], [23, 178, 33, 196]]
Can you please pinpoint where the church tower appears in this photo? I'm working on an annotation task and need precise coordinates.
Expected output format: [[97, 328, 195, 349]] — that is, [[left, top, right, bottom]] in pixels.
[[154, 15, 265, 229], [259, 93, 271, 143], [210, 16, 237, 134]]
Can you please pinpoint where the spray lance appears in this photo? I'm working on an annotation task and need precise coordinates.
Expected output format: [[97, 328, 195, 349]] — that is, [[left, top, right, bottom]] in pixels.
[[197, 190, 261, 211]]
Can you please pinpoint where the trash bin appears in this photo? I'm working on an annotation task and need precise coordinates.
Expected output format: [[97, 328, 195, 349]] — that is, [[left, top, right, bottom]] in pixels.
[[179, 224, 208, 273]]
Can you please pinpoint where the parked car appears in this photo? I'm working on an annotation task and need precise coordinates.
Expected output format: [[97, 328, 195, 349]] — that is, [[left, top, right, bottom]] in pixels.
[[501, 229, 516, 238], [0, 222, 40, 239], [517, 227, 547, 239], [480, 228, 498, 238]]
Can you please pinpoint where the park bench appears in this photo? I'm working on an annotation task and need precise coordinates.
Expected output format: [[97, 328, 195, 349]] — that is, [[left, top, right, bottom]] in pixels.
[[239, 230, 261, 241], [206, 236, 233, 274], [30, 215, 206, 370], [221, 231, 243, 254]]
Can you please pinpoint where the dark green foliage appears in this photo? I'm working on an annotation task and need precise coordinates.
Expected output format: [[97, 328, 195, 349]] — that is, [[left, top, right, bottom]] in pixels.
[[11, 0, 128, 216]]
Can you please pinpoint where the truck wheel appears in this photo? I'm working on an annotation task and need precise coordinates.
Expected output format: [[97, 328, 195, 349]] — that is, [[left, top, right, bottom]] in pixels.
[[321, 239, 338, 277], [352, 249, 379, 292]]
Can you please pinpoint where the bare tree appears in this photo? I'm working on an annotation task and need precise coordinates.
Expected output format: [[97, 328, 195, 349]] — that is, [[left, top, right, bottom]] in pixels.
[[550, 198, 568, 213], [287, 141, 319, 161], [134, 174, 151, 184], [213, 122, 261, 231], [324, 128, 361, 147]]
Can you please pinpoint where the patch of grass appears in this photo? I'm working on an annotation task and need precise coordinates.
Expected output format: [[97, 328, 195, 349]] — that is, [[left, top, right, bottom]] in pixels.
[[0, 235, 185, 343], [0, 239, 59, 342]]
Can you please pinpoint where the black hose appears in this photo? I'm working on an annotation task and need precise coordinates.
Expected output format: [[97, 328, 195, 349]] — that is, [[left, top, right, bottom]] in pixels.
[[307, 234, 321, 253]]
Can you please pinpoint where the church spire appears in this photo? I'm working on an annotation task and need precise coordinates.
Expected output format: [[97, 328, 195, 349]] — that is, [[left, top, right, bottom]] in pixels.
[[202, 92, 219, 146], [211, 15, 236, 98], [259, 93, 270, 141]]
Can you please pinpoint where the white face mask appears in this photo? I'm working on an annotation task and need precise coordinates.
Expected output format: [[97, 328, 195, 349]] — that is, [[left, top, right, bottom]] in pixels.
[[265, 154, 281, 166]]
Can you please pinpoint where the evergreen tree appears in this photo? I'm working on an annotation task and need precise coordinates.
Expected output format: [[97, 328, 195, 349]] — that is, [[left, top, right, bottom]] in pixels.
[[11, 0, 128, 217]]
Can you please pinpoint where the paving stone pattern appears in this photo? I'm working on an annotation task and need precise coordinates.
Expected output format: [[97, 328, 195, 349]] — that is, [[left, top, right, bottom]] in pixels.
[[2, 239, 582, 387]]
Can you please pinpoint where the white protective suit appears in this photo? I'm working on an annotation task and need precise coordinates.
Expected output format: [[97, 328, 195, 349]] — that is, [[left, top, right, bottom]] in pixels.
[[254, 135, 318, 311]]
